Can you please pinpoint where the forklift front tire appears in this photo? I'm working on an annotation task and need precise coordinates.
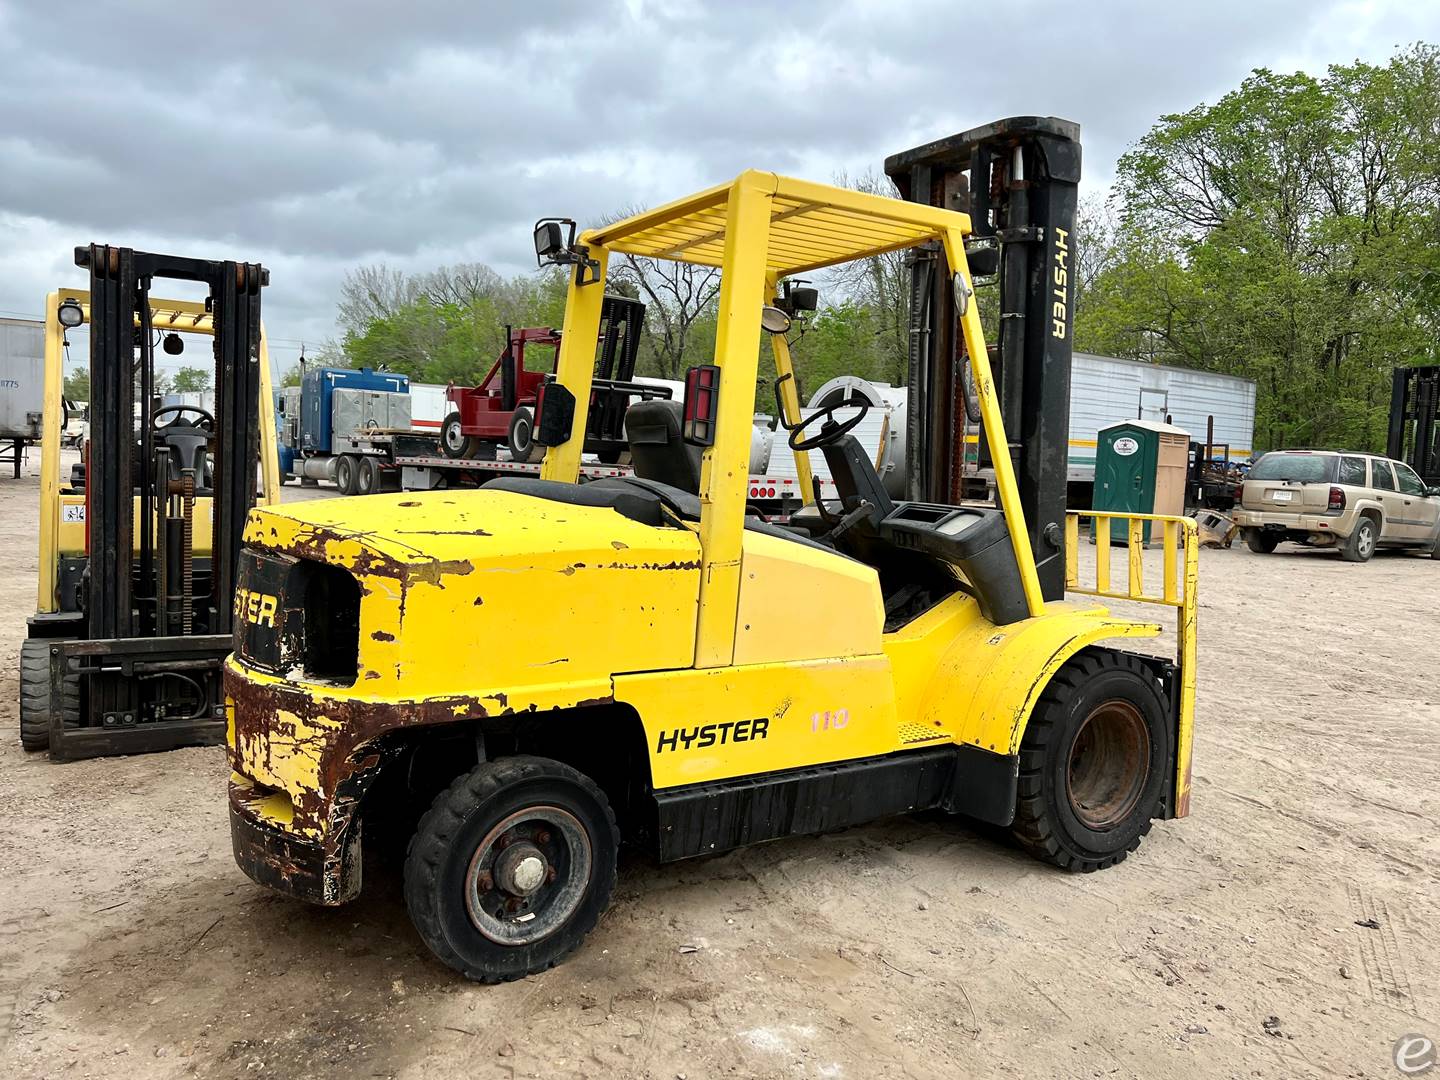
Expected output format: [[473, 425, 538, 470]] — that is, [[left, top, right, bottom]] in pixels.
[[403, 755, 619, 983], [19, 639, 77, 752], [1011, 650, 1168, 873]]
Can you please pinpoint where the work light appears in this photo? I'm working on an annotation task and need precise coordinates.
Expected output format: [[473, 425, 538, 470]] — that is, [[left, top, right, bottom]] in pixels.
[[57, 298, 83, 328]]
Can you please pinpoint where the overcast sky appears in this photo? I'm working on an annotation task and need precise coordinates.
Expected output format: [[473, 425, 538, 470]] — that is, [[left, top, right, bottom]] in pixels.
[[3, 0, 1437, 381]]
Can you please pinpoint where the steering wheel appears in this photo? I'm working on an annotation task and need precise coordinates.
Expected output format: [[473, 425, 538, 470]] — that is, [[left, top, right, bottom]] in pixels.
[[787, 394, 870, 452], [153, 404, 214, 432]]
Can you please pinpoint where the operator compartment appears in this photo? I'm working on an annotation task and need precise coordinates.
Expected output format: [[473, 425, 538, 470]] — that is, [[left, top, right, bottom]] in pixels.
[[880, 503, 1029, 625]]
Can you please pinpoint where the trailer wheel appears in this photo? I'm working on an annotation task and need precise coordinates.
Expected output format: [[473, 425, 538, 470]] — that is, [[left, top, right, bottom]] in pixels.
[[507, 408, 544, 464], [404, 755, 618, 983], [441, 412, 477, 460], [356, 456, 379, 495], [19, 639, 77, 752], [1011, 649, 1169, 873], [334, 454, 356, 495], [1244, 528, 1278, 554]]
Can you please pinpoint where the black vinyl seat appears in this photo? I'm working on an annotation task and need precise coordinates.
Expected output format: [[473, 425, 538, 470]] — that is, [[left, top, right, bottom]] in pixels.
[[626, 399, 701, 493]]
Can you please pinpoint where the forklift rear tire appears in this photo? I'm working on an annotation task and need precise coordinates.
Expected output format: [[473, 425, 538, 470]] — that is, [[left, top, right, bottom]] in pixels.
[[19, 639, 77, 752], [334, 454, 357, 495], [441, 413, 478, 460], [356, 456, 380, 495], [1244, 528, 1279, 554], [507, 408, 544, 464], [404, 755, 619, 983], [1010, 649, 1168, 873]]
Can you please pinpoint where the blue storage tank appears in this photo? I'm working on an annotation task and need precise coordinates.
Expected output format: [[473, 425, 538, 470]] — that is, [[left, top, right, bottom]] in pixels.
[[301, 367, 409, 453]]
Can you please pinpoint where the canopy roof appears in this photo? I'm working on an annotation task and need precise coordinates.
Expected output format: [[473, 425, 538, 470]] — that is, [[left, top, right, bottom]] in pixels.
[[584, 170, 973, 276]]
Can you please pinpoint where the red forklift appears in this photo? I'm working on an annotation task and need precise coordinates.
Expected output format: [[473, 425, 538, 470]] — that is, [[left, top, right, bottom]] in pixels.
[[440, 295, 657, 465]]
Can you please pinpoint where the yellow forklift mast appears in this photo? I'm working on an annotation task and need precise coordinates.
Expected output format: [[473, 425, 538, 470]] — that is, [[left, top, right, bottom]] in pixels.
[[224, 131, 1198, 982]]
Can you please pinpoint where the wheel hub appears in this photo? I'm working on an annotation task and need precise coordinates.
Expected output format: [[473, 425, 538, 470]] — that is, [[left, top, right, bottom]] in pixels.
[[463, 805, 592, 946], [495, 843, 548, 896], [1066, 700, 1150, 830]]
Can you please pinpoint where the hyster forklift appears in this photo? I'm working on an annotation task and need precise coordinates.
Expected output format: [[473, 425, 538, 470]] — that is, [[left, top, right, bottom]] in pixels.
[[21, 246, 279, 759], [440, 294, 661, 465], [224, 118, 1199, 982]]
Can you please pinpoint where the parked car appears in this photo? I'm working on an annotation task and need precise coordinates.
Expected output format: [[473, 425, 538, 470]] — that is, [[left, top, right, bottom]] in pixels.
[[1233, 450, 1440, 562]]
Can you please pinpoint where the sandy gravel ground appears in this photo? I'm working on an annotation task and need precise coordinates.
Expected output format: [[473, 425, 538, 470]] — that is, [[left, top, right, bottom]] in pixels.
[[0, 448, 1436, 1080]]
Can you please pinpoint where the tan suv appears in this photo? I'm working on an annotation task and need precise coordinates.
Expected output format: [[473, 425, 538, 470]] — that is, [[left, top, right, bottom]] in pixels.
[[1234, 450, 1440, 562]]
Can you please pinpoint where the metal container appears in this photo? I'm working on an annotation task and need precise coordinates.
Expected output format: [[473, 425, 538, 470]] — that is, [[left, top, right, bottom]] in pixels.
[[0, 317, 45, 440], [301, 367, 408, 453], [330, 387, 412, 444]]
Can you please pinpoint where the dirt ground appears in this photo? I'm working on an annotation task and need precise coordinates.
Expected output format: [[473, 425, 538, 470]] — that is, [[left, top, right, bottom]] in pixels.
[[0, 448, 1436, 1080]]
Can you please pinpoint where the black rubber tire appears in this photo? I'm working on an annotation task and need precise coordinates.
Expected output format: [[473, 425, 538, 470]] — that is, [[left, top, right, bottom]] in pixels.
[[507, 408, 544, 464], [1244, 528, 1279, 554], [1011, 649, 1170, 873], [334, 454, 356, 495], [404, 755, 619, 983], [356, 456, 379, 495], [441, 412, 477, 460], [1341, 515, 1377, 563], [19, 639, 77, 752]]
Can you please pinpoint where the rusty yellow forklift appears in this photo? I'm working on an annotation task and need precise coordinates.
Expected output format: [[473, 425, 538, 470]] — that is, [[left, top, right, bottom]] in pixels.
[[21, 247, 279, 758], [224, 119, 1199, 982]]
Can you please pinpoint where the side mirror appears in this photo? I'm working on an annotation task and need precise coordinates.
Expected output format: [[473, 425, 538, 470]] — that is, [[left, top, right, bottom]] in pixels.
[[1427, 486, 1440, 498]]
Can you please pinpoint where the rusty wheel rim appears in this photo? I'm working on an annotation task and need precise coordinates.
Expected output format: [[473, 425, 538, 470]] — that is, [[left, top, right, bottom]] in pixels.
[[1065, 700, 1149, 830], [464, 805, 591, 946]]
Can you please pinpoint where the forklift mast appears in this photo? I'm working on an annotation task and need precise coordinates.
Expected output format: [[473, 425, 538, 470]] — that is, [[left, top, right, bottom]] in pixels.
[[885, 117, 1082, 601], [70, 245, 267, 753], [1387, 365, 1440, 485]]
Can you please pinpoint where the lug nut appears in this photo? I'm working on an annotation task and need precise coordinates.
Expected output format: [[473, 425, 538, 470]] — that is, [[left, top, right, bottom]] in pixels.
[[477, 871, 494, 892], [535, 829, 551, 844], [545, 866, 558, 884]]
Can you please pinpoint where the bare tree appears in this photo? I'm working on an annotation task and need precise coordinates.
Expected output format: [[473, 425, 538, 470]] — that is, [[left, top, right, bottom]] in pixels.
[[336, 265, 419, 337], [605, 207, 722, 380], [415, 263, 505, 308], [826, 169, 911, 384]]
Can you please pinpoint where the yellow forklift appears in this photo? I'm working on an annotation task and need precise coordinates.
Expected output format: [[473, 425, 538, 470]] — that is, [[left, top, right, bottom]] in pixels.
[[223, 120, 1199, 982], [21, 246, 279, 759]]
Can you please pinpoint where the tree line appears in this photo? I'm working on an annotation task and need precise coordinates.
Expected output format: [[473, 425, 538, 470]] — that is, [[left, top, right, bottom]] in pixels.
[[327, 43, 1440, 452]]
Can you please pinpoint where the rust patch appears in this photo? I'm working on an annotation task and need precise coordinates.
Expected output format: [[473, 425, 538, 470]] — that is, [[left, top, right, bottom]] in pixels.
[[225, 667, 501, 840], [371, 630, 395, 642], [472, 596, 484, 606], [398, 501, 420, 507], [611, 540, 629, 550]]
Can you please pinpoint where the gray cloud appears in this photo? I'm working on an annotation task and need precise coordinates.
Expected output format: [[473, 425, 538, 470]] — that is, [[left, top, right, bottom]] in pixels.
[[2, 0, 1436, 376]]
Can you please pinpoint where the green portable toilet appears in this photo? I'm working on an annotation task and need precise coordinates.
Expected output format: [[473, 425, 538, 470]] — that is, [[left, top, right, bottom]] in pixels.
[[1092, 419, 1190, 544]]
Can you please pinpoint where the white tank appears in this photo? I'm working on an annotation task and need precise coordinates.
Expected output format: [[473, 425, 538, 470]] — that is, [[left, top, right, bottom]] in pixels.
[[806, 377, 909, 498]]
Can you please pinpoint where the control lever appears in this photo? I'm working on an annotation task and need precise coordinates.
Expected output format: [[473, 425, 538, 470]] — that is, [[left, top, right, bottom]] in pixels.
[[826, 500, 875, 543]]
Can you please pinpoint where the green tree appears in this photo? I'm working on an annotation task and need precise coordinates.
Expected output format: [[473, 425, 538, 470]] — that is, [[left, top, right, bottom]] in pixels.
[[1081, 44, 1440, 452], [63, 366, 89, 401], [170, 366, 212, 393]]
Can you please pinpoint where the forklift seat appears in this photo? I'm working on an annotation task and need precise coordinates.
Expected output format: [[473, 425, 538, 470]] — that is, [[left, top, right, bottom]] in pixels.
[[626, 400, 701, 493]]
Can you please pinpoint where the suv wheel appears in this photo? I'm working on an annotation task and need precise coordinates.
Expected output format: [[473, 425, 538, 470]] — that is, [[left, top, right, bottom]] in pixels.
[[1341, 516, 1377, 563], [1244, 528, 1279, 554]]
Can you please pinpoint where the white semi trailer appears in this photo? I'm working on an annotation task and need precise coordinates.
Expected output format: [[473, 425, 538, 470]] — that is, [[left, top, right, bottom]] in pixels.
[[0, 317, 46, 478]]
